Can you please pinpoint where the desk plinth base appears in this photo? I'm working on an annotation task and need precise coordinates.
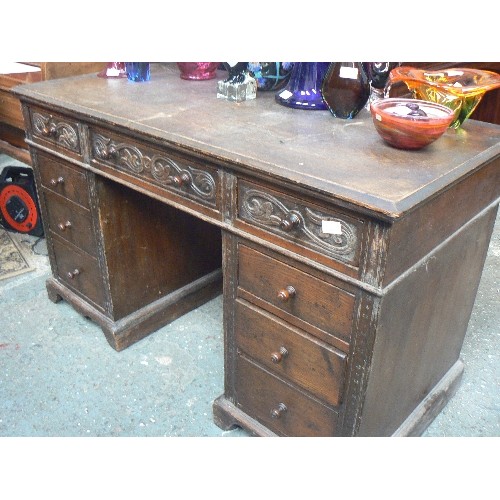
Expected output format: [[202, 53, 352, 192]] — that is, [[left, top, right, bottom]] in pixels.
[[213, 359, 464, 437], [213, 395, 278, 437], [46, 269, 223, 352], [392, 358, 464, 436]]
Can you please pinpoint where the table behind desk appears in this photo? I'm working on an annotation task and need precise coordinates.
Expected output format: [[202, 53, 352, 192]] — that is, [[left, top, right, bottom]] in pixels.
[[0, 63, 104, 164]]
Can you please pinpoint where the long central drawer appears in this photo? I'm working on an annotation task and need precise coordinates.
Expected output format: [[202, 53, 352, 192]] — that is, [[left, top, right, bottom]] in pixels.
[[88, 126, 221, 217]]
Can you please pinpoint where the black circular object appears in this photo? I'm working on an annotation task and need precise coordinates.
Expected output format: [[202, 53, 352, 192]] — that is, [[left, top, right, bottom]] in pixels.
[[0, 166, 44, 237]]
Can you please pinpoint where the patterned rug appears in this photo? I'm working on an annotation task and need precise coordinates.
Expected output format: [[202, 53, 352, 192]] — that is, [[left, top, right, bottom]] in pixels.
[[0, 229, 34, 281]]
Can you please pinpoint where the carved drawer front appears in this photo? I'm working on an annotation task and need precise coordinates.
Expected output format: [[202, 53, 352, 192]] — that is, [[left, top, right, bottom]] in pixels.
[[235, 355, 339, 436], [51, 237, 105, 309], [38, 153, 90, 209], [238, 180, 363, 267], [89, 127, 220, 211], [235, 299, 347, 407], [237, 244, 355, 343], [43, 190, 97, 257], [29, 107, 82, 157]]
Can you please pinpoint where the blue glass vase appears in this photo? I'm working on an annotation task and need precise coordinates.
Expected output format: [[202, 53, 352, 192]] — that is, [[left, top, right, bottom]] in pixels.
[[125, 62, 151, 82], [275, 62, 330, 110]]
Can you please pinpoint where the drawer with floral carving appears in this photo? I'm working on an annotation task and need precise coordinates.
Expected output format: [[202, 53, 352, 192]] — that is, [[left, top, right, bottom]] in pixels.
[[89, 127, 220, 213], [237, 179, 365, 273], [28, 106, 83, 159]]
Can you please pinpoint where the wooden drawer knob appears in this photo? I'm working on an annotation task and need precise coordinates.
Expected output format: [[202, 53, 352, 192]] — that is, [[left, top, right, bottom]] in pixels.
[[58, 221, 72, 231], [103, 144, 118, 159], [277, 285, 296, 302], [172, 172, 191, 187], [96, 142, 118, 160], [42, 122, 57, 137], [50, 176, 65, 186], [271, 346, 289, 364], [67, 269, 80, 279], [270, 403, 287, 419], [279, 213, 300, 232]]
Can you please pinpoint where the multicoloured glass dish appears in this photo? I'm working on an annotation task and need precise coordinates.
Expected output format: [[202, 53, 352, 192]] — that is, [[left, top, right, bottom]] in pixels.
[[247, 62, 294, 91], [370, 98, 455, 150], [386, 67, 500, 128]]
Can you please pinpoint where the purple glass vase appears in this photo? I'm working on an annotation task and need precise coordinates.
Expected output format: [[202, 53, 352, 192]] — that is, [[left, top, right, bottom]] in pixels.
[[176, 62, 220, 81], [275, 62, 330, 110]]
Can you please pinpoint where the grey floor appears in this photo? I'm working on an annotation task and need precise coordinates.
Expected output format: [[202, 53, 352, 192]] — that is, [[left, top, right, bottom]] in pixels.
[[0, 152, 499, 439]]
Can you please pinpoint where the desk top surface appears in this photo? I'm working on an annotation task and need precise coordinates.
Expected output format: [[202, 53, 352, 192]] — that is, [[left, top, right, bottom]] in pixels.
[[14, 63, 500, 219]]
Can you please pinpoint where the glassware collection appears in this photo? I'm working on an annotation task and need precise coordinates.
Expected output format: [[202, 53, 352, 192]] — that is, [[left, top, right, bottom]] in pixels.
[[98, 62, 500, 150]]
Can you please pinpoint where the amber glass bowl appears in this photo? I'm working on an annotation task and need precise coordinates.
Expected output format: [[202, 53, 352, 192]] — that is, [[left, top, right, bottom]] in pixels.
[[370, 98, 455, 150], [386, 66, 500, 128]]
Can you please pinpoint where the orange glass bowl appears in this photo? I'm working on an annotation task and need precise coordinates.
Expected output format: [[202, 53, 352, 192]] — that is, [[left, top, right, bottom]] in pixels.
[[386, 66, 500, 129], [370, 98, 455, 150]]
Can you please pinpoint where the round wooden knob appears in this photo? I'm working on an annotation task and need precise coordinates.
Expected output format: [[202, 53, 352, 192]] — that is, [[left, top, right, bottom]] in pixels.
[[271, 346, 289, 364], [270, 403, 287, 419], [42, 122, 57, 137], [100, 144, 117, 160], [279, 213, 300, 232], [58, 221, 72, 231], [277, 285, 296, 302], [172, 173, 191, 187], [50, 176, 64, 186], [107, 144, 118, 158], [67, 269, 80, 279]]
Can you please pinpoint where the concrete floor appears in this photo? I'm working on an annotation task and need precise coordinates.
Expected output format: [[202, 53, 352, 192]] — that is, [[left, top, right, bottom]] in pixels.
[[0, 153, 499, 438]]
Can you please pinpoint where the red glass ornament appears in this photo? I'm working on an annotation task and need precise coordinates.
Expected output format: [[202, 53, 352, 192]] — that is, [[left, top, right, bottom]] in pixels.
[[176, 63, 220, 81]]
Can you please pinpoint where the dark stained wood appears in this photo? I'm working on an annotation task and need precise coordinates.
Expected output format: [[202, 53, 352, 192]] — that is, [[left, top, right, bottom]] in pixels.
[[359, 205, 499, 436], [38, 151, 91, 208], [94, 176, 222, 320], [393, 359, 464, 437], [43, 191, 96, 257], [235, 355, 339, 437], [51, 236, 105, 308], [237, 242, 355, 343], [235, 299, 347, 407], [13, 63, 500, 435], [13, 64, 500, 219], [235, 176, 366, 279], [383, 156, 500, 285]]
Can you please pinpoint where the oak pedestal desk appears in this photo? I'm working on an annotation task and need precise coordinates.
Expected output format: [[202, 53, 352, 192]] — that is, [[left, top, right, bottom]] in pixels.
[[13, 64, 500, 437]]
